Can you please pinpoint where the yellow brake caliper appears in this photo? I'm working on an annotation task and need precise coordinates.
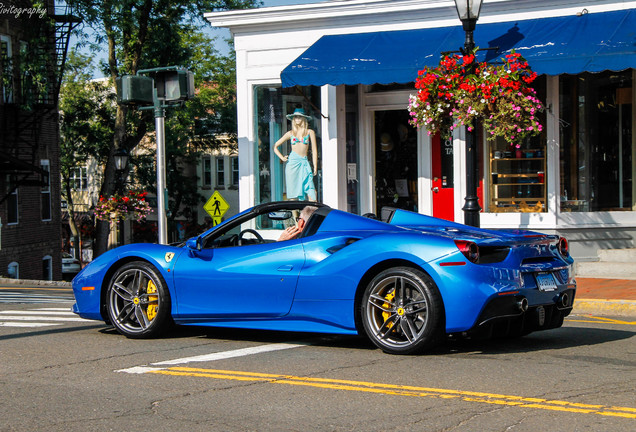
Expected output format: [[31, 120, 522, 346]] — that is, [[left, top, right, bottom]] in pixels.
[[146, 280, 158, 321], [382, 289, 395, 329]]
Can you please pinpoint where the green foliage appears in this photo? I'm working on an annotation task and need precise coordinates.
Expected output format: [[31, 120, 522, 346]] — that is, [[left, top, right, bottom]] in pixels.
[[59, 49, 116, 199], [62, 0, 260, 251]]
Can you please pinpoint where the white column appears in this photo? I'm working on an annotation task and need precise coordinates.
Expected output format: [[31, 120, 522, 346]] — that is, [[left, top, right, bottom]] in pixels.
[[546, 75, 560, 218], [320, 85, 347, 210], [453, 127, 467, 224], [236, 50, 254, 212], [418, 130, 433, 215]]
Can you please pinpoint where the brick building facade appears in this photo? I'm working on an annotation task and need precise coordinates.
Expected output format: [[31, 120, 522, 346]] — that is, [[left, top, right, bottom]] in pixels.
[[0, 1, 77, 280]]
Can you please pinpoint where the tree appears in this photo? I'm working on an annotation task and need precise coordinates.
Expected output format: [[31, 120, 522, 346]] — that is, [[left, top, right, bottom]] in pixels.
[[59, 49, 116, 258], [145, 29, 239, 236], [66, 0, 261, 256]]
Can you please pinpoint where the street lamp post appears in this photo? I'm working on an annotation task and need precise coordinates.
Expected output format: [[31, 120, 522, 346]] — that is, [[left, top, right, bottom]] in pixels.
[[454, 0, 483, 228]]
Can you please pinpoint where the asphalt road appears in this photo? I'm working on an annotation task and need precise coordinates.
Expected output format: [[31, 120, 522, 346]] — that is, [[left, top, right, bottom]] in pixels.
[[1, 286, 635, 431]]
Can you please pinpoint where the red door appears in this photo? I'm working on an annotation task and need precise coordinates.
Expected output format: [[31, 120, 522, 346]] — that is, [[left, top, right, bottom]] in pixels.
[[431, 134, 455, 221]]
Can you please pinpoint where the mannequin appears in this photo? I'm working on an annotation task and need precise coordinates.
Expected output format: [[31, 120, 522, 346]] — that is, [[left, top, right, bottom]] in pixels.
[[273, 108, 318, 201]]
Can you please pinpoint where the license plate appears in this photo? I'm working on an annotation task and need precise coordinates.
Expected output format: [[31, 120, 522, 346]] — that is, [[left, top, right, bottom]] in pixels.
[[536, 272, 557, 291]]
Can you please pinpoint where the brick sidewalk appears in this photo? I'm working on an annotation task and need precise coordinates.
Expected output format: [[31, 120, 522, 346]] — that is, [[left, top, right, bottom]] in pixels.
[[575, 278, 636, 300]]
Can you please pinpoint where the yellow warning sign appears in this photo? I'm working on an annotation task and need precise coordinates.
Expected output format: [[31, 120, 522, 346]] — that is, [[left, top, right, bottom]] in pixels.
[[203, 191, 229, 226]]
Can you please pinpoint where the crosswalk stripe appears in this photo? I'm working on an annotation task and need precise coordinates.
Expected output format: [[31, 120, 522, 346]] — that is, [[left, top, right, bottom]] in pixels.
[[0, 310, 76, 316], [0, 291, 74, 304], [0, 322, 59, 328], [0, 315, 86, 322], [0, 306, 87, 329]]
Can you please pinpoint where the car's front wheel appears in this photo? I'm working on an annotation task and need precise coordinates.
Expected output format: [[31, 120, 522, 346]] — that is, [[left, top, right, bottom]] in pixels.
[[361, 267, 444, 354], [106, 261, 171, 338]]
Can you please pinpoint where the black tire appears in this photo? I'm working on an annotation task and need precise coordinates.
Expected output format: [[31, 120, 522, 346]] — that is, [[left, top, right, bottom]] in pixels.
[[361, 267, 444, 354], [106, 261, 172, 338]]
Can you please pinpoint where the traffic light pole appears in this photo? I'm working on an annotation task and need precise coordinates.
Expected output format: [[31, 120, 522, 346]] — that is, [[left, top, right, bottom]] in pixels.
[[117, 66, 194, 245], [154, 90, 168, 245]]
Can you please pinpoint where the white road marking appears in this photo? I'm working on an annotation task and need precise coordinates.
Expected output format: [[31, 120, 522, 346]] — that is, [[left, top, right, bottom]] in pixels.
[[0, 315, 86, 322], [0, 322, 58, 327], [0, 310, 76, 316], [152, 343, 307, 366], [117, 366, 164, 374], [0, 308, 83, 329], [117, 343, 306, 374], [0, 291, 74, 304]]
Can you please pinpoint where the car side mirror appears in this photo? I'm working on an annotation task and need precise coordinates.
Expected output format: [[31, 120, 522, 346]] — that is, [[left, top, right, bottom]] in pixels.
[[186, 236, 203, 251]]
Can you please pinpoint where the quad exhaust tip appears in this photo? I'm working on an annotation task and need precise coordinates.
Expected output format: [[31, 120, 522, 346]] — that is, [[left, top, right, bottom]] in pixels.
[[517, 297, 529, 312], [559, 292, 570, 308]]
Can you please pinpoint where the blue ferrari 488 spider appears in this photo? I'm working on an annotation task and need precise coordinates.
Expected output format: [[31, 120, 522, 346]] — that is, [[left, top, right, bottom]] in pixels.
[[72, 201, 576, 354]]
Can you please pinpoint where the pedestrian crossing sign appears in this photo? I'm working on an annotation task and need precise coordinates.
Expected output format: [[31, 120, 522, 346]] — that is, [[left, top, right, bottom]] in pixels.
[[204, 191, 229, 226]]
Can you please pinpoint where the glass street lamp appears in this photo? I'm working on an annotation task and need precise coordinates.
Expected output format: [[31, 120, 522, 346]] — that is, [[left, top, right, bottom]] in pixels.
[[454, 0, 483, 227], [454, 0, 483, 31], [113, 148, 128, 172]]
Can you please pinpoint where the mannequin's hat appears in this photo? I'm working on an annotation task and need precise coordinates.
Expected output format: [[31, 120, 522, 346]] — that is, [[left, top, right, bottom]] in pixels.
[[286, 108, 311, 121]]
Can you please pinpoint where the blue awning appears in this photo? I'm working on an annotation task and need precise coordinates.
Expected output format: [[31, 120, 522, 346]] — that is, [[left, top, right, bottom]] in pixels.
[[281, 9, 636, 87]]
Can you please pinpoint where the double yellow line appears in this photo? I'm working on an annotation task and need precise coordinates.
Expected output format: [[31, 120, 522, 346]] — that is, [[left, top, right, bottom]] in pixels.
[[150, 367, 636, 419]]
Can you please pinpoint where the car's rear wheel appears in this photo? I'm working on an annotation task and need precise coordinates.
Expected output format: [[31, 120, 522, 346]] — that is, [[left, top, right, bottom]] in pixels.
[[106, 261, 171, 338], [361, 267, 444, 354]]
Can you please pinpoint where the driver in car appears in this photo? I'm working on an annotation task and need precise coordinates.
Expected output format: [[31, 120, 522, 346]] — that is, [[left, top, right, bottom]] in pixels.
[[278, 206, 319, 241]]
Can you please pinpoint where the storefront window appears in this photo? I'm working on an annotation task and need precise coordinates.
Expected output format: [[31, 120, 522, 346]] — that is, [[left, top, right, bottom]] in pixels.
[[254, 85, 322, 205], [375, 110, 418, 213], [486, 77, 547, 213], [559, 71, 633, 212]]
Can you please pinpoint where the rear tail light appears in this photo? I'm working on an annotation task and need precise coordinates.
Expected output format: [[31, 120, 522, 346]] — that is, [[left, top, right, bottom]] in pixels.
[[455, 240, 479, 264], [558, 237, 569, 257]]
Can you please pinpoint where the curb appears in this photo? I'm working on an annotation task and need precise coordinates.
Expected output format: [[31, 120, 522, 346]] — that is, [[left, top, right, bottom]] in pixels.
[[0, 277, 72, 288], [573, 299, 636, 317]]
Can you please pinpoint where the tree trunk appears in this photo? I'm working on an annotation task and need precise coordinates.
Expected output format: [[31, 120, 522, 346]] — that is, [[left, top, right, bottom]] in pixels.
[[94, 105, 127, 257], [63, 182, 81, 260]]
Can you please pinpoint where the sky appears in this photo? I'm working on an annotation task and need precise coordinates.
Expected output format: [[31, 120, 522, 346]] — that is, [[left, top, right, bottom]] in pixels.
[[71, 0, 327, 78]]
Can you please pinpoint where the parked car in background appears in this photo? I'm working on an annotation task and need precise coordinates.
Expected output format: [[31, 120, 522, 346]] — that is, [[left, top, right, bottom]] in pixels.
[[62, 252, 81, 280]]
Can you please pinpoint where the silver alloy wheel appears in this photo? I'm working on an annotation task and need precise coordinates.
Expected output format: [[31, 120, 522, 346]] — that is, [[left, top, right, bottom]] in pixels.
[[108, 267, 161, 335], [365, 273, 430, 351]]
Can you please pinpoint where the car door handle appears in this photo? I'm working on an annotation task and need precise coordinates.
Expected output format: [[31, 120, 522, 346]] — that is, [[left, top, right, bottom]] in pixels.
[[277, 265, 293, 272]]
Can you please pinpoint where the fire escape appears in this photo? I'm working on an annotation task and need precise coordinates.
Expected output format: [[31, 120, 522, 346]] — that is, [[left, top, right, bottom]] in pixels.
[[0, 2, 80, 203]]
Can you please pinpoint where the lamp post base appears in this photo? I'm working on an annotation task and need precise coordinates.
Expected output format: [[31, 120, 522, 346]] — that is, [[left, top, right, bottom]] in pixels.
[[463, 124, 481, 228]]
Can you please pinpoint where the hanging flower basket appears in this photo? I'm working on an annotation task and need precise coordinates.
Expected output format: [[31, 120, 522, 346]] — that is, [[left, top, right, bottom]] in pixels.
[[408, 49, 543, 148], [94, 191, 153, 222]]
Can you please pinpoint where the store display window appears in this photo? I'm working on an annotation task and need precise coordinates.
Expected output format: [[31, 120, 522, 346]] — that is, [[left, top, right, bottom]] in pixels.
[[253, 85, 322, 208], [374, 110, 418, 213], [487, 77, 547, 213], [559, 71, 633, 212]]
